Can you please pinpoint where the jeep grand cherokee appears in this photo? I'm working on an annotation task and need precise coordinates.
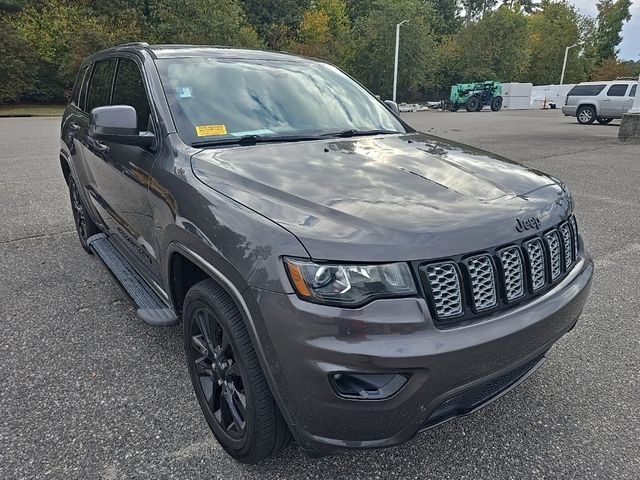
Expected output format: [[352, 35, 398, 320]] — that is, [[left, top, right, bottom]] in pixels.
[[60, 43, 593, 463]]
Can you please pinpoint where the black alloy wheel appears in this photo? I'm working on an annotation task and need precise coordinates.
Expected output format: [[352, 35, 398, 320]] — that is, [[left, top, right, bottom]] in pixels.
[[190, 305, 248, 443], [183, 279, 291, 463]]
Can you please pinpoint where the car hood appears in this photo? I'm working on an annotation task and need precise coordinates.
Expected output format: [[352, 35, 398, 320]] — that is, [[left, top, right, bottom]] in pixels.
[[191, 133, 572, 261]]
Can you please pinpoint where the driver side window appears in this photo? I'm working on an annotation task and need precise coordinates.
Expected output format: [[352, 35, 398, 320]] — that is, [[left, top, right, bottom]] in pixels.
[[112, 58, 152, 132]]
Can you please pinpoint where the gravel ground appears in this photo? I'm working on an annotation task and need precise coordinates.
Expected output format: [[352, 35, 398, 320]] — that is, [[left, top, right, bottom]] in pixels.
[[1, 110, 639, 479]]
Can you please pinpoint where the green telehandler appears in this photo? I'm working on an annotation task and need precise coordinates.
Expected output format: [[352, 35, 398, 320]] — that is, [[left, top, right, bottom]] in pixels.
[[449, 81, 503, 112]]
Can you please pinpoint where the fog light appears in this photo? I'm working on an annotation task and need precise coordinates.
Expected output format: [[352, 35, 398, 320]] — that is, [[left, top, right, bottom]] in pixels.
[[330, 372, 409, 400]]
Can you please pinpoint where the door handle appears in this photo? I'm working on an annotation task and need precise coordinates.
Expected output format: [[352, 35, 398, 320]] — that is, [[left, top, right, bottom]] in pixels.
[[602, 98, 611, 102], [69, 121, 81, 131]]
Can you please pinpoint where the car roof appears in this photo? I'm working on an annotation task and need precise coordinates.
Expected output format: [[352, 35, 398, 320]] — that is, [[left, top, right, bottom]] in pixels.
[[576, 80, 637, 85], [88, 42, 311, 63]]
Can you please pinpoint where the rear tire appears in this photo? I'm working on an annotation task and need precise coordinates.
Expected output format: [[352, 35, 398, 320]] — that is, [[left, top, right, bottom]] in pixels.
[[183, 279, 291, 464], [577, 105, 596, 125], [596, 117, 613, 125], [490, 96, 503, 112], [68, 176, 98, 253], [465, 96, 480, 112]]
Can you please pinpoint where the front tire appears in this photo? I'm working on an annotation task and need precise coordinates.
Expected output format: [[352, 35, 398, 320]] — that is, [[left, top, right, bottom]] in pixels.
[[465, 95, 480, 112], [183, 279, 290, 464], [68, 176, 98, 253], [577, 105, 596, 124]]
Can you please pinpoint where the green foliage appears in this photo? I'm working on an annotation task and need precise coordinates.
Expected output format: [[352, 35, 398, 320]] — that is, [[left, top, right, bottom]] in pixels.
[[287, 0, 353, 70], [524, 0, 586, 85], [0, 0, 635, 104], [0, 20, 33, 102], [594, 0, 632, 61], [352, 0, 435, 101]]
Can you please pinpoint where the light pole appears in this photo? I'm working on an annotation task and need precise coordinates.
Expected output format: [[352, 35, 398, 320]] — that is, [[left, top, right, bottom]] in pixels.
[[393, 20, 409, 103], [560, 43, 579, 85]]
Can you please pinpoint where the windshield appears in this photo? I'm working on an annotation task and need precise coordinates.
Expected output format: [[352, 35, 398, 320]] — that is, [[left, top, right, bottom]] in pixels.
[[155, 56, 406, 146]]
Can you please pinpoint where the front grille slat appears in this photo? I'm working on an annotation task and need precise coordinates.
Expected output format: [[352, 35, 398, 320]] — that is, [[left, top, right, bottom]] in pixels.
[[421, 216, 580, 324], [424, 262, 463, 319], [559, 222, 573, 267], [524, 238, 546, 291], [499, 247, 525, 301], [544, 230, 562, 280], [467, 255, 498, 311]]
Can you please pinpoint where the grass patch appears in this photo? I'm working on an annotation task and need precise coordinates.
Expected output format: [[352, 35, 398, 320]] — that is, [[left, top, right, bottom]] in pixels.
[[0, 104, 66, 117]]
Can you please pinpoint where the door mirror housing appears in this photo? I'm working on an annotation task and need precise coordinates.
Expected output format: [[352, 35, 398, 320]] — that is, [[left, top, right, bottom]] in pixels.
[[384, 100, 400, 116], [90, 105, 154, 147]]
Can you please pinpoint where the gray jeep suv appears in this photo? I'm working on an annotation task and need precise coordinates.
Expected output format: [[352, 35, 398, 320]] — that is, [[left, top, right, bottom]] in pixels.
[[60, 43, 593, 463]]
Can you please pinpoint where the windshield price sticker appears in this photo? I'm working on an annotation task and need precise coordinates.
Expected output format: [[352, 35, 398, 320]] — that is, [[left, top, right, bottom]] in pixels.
[[195, 124, 228, 137]]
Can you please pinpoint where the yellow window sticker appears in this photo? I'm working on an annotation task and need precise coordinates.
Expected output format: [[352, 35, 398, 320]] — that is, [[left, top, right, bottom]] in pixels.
[[195, 124, 228, 137]]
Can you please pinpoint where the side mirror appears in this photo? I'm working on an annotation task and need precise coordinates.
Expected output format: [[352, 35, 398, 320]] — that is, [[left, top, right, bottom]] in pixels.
[[384, 100, 400, 116], [90, 105, 154, 147]]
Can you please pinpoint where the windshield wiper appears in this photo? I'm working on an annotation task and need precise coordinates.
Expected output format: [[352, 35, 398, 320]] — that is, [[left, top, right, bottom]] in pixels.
[[321, 129, 403, 138], [191, 134, 321, 148]]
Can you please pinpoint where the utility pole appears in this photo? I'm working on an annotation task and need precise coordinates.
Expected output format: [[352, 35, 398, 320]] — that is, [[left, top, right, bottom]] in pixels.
[[393, 20, 409, 103]]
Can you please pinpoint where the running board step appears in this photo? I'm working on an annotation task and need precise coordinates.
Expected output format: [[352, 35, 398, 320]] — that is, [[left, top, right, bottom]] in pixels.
[[87, 234, 178, 327]]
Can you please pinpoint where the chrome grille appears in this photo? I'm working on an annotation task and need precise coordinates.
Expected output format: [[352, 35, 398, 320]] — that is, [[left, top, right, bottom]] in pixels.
[[424, 263, 463, 318], [467, 255, 497, 311], [544, 230, 562, 280], [559, 222, 573, 267], [524, 239, 546, 291], [499, 247, 525, 301]]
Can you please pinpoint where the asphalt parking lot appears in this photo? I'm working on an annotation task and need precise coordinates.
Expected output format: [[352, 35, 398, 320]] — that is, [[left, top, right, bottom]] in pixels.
[[1, 109, 639, 479]]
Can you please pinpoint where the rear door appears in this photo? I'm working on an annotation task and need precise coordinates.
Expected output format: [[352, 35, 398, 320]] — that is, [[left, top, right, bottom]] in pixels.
[[601, 83, 630, 117], [624, 84, 637, 113]]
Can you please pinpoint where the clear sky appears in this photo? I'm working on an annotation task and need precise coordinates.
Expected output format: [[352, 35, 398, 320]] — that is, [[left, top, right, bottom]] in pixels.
[[572, 0, 639, 60]]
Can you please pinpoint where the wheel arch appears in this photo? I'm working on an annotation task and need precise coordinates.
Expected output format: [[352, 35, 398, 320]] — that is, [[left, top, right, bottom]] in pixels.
[[577, 103, 598, 115], [166, 242, 299, 434]]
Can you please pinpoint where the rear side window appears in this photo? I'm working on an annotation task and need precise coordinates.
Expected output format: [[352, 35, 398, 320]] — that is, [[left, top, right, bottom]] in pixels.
[[567, 84, 606, 97], [629, 85, 637, 97], [70, 66, 89, 108], [86, 59, 116, 113], [112, 58, 152, 132], [607, 84, 629, 97]]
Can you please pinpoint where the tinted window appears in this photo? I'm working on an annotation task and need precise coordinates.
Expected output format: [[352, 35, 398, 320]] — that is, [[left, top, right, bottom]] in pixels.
[[156, 57, 405, 146], [70, 66, 89, 108], [86, 59, 115, 113], [567, 84, 606, 97], [629, 85, 637, 97], [112, 58, 152, 132], [607, 84, 629, 97]]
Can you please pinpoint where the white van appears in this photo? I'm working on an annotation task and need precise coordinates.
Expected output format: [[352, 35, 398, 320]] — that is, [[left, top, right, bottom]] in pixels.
[[562, 80, 637, 124]]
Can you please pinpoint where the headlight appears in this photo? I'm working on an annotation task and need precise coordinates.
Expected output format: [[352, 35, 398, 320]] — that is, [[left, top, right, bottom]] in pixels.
[[284, 258, 416, 307]]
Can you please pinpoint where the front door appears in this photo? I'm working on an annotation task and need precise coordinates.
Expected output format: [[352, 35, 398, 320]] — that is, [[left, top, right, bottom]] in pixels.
[[84, 56, 161, 286]]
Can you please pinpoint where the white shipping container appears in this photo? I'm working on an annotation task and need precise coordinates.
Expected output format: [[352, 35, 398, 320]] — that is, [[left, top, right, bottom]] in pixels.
[[503, 96, 531, 110], [502, 82, 533, 98]]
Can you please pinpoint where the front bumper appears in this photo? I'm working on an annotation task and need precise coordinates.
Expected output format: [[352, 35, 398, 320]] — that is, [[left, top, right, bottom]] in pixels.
[[251, 254, 593, 455]]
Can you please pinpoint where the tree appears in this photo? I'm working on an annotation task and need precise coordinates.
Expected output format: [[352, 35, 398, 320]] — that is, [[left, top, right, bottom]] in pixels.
[[590, 57, 633, 80], [594, 0, 632, 61], [352, 0, 436, 101], [525, 0, 587, 85], [287, 0, 353, 70], [431, 0, 461, 35], [455, 5, 529, 82], [240, 0, 311, 49]]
